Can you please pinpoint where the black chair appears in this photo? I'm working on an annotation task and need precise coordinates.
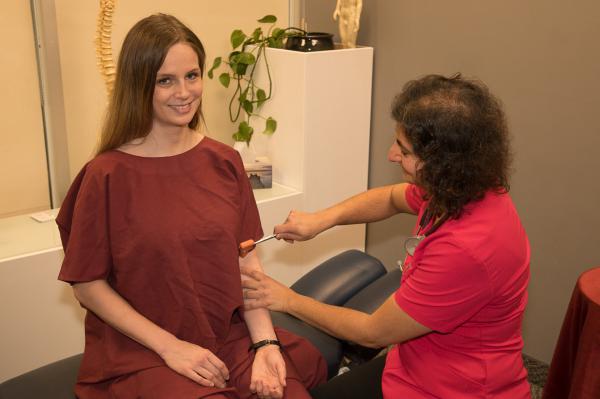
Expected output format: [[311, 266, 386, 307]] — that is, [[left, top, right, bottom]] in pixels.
[[273, 250, 401, 377], [0, 250, 401, 398], [0, 353, 82, 399]]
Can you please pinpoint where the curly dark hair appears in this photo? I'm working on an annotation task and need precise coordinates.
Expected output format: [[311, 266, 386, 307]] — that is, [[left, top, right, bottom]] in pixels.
[[392, 74, 511, 219]]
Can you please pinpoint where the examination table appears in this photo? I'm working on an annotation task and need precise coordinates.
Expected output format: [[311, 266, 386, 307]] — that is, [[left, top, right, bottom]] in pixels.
[[0, 250, 400, 398]]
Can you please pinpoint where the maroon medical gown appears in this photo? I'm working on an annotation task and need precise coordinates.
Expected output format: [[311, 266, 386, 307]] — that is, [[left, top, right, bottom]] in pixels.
[[57, 137, 326, 398]]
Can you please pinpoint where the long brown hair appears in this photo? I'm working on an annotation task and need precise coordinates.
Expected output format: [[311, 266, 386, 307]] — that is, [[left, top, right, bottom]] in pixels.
[[96, 14, 206, 155]]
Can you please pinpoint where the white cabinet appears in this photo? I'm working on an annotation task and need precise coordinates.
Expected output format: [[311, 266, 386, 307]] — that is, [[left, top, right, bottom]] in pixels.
[[249, 47, 374, 285]]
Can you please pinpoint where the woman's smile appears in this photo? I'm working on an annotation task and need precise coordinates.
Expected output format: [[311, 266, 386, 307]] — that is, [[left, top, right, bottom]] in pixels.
[[168, 100, 197, 114]]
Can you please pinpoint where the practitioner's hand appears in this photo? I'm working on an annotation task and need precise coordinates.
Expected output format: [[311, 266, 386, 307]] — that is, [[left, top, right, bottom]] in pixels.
[[274, 210, 328, 243], [241, 266, 296, 313], [160, 338, 229, 388], [250, 345, 287, 399]]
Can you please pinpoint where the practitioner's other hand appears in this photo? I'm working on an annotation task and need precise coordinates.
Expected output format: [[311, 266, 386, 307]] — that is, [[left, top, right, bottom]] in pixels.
[[241, 266, 296, 313], [160, 338, 229, 388], [273, 210, 327, 243], [250, 345, 287, 399]]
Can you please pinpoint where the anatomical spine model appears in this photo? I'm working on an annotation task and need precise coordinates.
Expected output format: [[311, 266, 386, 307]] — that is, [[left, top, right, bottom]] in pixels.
[[95, 0, 116, 94]]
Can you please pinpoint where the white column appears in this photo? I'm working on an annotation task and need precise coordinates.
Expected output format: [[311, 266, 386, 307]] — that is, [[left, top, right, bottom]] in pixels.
[[251, 47, 374, 285]]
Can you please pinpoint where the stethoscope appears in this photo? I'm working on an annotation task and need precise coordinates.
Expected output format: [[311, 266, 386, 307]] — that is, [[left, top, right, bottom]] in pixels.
[[401, 208, 448, 271]]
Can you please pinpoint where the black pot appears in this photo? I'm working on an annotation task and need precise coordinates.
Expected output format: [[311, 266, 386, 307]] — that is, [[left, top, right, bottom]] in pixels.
[[285, 32, 334, 52]]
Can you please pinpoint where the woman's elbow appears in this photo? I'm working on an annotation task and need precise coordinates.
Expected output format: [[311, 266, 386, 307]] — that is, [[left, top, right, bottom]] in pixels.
[[359, 334, 389, 349], [72, 282, 81, 296], [72, 283, 88, 305], [355, 323, 391, 349], [72, 280, 102, 305]]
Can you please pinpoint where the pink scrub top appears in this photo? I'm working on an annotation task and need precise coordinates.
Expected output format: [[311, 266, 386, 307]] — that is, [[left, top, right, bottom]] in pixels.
[[382, 184, 531, 398]]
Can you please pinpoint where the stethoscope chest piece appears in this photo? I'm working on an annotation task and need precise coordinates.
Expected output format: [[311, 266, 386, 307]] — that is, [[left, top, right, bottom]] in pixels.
[[404, 235, 425, 257]]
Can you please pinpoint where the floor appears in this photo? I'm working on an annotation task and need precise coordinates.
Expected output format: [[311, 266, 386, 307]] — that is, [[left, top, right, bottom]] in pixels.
[[523, 353, 549, 399]]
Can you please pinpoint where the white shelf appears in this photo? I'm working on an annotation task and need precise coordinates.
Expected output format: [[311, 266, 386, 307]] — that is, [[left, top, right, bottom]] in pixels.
[[0, 183, 301, 263], [0, 209, 61, 262], [253, 182, 301, 203]]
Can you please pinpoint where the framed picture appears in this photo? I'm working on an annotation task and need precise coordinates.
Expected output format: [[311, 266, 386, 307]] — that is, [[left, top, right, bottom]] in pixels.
[[245, 157, 272, 189]]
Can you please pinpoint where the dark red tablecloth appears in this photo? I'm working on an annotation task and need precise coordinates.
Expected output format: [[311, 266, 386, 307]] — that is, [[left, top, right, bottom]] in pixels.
[[542, 267, 600, 399]]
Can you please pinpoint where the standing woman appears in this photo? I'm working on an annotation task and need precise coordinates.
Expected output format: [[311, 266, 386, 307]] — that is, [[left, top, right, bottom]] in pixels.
[[242, 74, 531, 398], [57, 14, 326, 399]]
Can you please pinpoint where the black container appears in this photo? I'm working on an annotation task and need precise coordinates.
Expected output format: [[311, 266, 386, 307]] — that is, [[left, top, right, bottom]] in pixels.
[[285, 32, 334, 52]]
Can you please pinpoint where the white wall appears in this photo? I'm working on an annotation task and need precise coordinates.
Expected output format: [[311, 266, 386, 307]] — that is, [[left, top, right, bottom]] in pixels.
[[0, 1, 49, 218], [53, 0, 290, 182], [306, 0, 600, 364], [1, 1, 292, 217]]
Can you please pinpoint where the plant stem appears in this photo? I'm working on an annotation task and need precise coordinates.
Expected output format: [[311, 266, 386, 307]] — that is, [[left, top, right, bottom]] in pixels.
[[229, 77, 242, 122]]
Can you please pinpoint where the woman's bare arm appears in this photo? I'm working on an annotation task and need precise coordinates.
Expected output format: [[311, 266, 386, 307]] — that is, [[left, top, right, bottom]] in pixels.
[[274, 183, 415, 242]]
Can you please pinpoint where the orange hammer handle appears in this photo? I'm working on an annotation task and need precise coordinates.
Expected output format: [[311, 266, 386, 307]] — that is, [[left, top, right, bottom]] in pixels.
[[238, 239, 256, 258]]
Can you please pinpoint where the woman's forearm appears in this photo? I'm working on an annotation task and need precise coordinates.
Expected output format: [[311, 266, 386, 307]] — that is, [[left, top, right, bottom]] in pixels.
[[239, 252, 278, 343], [73, 280, 176, 356], [285, 292, 430, 349], [322, 183, 414, 227]]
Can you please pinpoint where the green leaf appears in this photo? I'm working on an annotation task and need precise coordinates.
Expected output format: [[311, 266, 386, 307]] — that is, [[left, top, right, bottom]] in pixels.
[[228, 51, 240, 74], [256, 89, 267, 107], [263, 117, 277, 135], [252, 27, 262, 42], [230, 30, 246, 49], [218, 73, 230, 88], [207, 57, 221, 79], [272, 28, 283, 39], [239, 87, 248, 102], [237, 52, 256, 65], [234, 63, 248, 75], [229, 52, 252, 75], [233, 121, 254, 143], [242, 100, 253, 114], [258, 15, 277, 24]]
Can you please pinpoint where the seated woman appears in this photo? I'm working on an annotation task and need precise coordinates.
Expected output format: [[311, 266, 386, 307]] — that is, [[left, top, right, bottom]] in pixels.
[[56, 13, 326, 399]]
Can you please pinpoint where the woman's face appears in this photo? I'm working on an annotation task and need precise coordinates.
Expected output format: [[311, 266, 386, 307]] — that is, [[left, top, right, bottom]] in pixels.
[[152, 42, 203, 131], [388, 124, 422, 183]]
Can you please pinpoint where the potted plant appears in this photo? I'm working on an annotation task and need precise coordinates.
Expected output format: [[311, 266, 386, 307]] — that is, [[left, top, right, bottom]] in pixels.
[[207, 15, 304, 148], [208, 16, 335, 189]]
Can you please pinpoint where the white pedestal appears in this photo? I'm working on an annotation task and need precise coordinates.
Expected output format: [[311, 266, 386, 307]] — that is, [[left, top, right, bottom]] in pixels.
[[250, 47, 374, 285]]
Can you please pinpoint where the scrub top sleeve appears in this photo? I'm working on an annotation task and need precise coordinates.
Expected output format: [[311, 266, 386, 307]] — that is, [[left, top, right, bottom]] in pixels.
[[232, 151, 264, 243], [395, 237, 493, 333], [405, 184, 425, 213], [57, 163, 112, 284]]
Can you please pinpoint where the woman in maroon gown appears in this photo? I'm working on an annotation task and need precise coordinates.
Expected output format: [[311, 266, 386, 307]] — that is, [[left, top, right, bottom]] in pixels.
[[57, 14, 326, 399]]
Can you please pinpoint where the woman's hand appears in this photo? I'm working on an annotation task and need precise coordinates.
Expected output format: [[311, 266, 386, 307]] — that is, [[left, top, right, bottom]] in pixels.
[[241, 266, 296, 313], [159, 338, 229, 388], [250, 345, 287, 398], [273, 210, 327, 243]]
